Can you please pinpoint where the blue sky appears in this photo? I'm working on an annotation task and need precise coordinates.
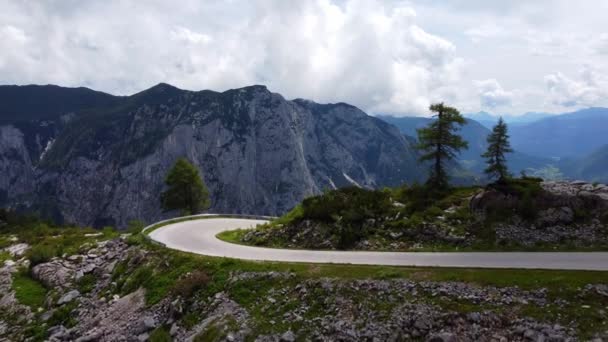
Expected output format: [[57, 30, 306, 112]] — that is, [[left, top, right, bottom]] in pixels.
[[1, 0, 607, 116]]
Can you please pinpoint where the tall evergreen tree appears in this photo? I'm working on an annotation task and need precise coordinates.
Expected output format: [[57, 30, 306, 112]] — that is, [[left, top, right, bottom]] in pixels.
[[416, 103, 468, 189], [161, 158, 210, 215], [482, 117, 513, 182]]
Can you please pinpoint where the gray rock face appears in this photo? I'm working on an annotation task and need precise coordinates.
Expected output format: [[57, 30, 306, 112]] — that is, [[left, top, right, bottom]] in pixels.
[[0, 84, 423, 227]]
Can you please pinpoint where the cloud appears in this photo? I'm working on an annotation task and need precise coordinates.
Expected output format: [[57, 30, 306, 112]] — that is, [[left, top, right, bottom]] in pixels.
[[1, 0, 608, 116], [0, 0, 465, 116], [464, 24, 506, 43], [473, 79, 513, 108], [544, 67, 607, 107]]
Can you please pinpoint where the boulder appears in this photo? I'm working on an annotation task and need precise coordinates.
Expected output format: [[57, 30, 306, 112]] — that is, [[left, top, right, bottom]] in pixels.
[[31, 261, 74, 288], [58, 290, 80, 305]]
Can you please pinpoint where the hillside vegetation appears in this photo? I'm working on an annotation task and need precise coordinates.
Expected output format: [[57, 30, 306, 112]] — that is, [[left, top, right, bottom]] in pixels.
[[1, 212, 608, 340], [223, 178, 608, 251]]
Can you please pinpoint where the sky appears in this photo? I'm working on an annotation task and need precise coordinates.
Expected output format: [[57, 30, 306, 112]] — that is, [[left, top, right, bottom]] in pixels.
[[1, 0, 607, 117]]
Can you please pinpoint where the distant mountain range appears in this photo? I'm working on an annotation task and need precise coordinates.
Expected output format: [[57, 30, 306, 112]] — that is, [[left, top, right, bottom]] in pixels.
[[464, 111, 554, 129], [559, 144, 608, 184], [508, 108, 608, 159], [379, 107, 608, 182]]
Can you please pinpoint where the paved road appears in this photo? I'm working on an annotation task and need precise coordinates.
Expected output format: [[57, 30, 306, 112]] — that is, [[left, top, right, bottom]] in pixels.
[[148, 218, 608, 271]]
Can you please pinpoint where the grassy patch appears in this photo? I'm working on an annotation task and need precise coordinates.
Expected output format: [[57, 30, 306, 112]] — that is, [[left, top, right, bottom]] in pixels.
[[149, 326, 172, 342], [216, 229, 250, 244], [12, 269, 48, 309], [76, 274, 97, 294], [47, 301, 78, 328], [0, 250, 10, 263]]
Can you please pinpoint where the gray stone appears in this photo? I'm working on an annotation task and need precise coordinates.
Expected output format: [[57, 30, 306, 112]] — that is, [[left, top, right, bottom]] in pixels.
[[5, 243, 29, 257], [141, 316, 156, 331], [58, 290, 80, 305], [170, 323, 179, 336], [427, 333, 457, 342], [280, 330, 296, 342]]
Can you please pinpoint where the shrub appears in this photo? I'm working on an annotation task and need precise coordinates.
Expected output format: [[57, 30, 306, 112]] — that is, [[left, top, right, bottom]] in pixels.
[[301, 187, 392, 224], [28, 243, 58, 266], [149, 326, 172, 342], [77, 274, 97, 293], [172, 270, 210, 298], [47, 301, 78, 328], [423, 206, 443, 220], [127, 220, 145, 234], [121, 265, 154, 294]]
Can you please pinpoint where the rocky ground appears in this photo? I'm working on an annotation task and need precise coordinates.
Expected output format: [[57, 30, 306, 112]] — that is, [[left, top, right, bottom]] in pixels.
[[1, 233, 607, 341], [238, 181, 608, 251]]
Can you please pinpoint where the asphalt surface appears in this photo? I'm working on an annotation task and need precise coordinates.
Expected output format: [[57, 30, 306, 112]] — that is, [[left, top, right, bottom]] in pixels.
[[148, 218, 608, 271]]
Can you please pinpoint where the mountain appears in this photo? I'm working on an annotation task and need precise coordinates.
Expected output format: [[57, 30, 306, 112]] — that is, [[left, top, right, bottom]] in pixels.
[[462, 111, 499, 128], [509, 107, 608, 158], [0, 84, 424, 227], [464, 111, 553, 129], [376, 115, 551, 175], [559, 144, 608, 184]]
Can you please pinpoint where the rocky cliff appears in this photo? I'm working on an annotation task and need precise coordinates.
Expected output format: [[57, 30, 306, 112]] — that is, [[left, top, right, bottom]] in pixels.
[[0, 84, 423, 227]]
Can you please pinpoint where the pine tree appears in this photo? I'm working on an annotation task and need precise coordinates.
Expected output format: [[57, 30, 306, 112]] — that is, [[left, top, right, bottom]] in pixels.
[[482, 117, 513, 182], [161, 158, 210, 215], [416, 103, 468, 190]]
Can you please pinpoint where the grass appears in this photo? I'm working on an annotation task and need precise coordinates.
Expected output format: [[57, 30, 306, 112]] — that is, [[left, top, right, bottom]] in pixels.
[[0, 250, 10, 264], [76, 274, 97, 294], [149, 326, 172, 342], [216, 229, 251, 245], [4, 221, 608, 340], [12, 269, 48, 309]]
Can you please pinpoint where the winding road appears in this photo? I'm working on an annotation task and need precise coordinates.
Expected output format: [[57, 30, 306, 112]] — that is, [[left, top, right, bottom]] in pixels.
[[148, 217, 608, 271]]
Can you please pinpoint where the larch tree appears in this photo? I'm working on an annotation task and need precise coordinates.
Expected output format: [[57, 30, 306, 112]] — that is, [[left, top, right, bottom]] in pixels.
[[416, 103, 468, 190], [482, 117, 513, 183]]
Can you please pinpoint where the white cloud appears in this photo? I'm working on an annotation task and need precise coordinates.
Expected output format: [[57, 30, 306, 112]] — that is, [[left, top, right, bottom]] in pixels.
[[544, 67, 607, 107], [464, 24, 506, 43], [0, 0, 607, 116], [0, 0, 465, 116], [473, 79, 513, 108]]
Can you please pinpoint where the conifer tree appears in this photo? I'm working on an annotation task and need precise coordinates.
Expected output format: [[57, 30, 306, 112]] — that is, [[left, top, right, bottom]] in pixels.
[[416, 103, 468, 189], [161, 158, 210, 215], [482, 117, 513, 182]]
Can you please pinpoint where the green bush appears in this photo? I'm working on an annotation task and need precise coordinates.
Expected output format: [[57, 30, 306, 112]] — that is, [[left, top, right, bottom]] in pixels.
[[300, 187, 391, 223], [127, 220, 145, 234], [423, 206, 443, 219], [47, 301, 78, 328], [27, 243, 58, 266], [121, 265, 154, 294], [149, 326, 172, 342], [77, 274, 97, 293], [172, 270, 210, 298]]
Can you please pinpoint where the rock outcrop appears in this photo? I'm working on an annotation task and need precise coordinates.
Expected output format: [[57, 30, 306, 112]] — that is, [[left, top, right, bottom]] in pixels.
[[0, 84, 424, 227], [471, 180, 608, 246]]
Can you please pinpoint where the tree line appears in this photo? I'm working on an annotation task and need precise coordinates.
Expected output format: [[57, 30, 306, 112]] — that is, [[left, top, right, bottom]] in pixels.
[[160, 102, 514, 215]]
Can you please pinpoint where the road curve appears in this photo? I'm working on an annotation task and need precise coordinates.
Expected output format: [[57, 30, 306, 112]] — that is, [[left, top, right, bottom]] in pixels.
[[148, 218, 608, 271]]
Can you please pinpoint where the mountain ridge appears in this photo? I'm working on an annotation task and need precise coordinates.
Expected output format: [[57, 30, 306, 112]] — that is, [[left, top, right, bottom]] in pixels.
[[0, 83, 424, 227]]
